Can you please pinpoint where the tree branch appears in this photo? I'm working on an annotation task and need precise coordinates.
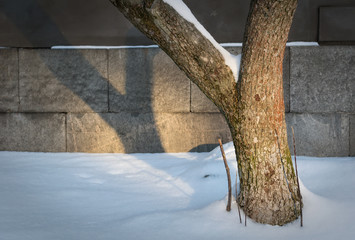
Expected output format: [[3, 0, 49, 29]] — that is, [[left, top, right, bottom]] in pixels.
[[109, 0, 237, 114]]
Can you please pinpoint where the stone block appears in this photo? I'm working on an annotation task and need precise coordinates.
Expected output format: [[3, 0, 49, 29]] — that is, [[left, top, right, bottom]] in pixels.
[[290, 46, 355, 113], [224, 46, 242, 56], [67, 112, 231, 153], [0, 49, 18, 112], [283, 47, 290, 113], [108, 48, 190, 113], [350, 115, 355, 156], [286, 113, 349, 157], [155, 113, 231, 152], [0, 113, 66, 152], [19, 49, 108, 112], [67, 113, 126, 153], [190, 82, 220, 112]]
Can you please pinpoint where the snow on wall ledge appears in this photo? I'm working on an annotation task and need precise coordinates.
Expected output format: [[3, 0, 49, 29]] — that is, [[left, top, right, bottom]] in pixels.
[[162, 0, 241, 81], [50, 42, 319, 49], [0, 45, 354, 156]]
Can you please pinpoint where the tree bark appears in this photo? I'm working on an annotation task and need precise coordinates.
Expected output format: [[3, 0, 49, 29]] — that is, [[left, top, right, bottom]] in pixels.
[[233, 0, 301, 225], [109, 0, 302, 225], [109, 0, 237, 115]]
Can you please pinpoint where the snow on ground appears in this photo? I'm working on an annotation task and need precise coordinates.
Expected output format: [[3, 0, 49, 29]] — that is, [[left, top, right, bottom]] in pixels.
[[0, 142, 354, 240]]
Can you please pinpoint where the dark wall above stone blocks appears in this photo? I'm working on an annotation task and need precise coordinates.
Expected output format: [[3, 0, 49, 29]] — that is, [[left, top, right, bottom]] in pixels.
[[286, 113, 349, 157], [290, 46, 355, 113], [0, 113, 66, 152], [319, 7, 355, 44], [108, 48, 190, 113], [19, 49, 108, 113], [1, 0, 355, 47], [0, 49, 18, 112]]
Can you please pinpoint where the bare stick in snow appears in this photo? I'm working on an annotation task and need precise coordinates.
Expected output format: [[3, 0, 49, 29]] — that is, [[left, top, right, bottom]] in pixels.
[[218, 139, 232, 212], [235, 156, 242, 223], [292, 127, 303, 227]]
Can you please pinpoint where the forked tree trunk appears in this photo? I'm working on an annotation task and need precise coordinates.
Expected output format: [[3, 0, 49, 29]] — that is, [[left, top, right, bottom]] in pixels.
[[109, 0, 302, 225]]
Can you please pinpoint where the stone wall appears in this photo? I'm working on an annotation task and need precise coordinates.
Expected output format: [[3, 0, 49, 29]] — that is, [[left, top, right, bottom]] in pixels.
[[0, 46, 354, 156]]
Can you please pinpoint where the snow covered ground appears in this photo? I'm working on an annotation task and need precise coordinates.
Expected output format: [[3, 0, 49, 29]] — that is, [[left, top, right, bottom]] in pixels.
[[0, 142, 354, 240]]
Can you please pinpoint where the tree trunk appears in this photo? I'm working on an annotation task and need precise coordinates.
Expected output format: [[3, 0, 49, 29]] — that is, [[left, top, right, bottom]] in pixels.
[[233, 0, 301, 225], [109, 0, 302, 225]]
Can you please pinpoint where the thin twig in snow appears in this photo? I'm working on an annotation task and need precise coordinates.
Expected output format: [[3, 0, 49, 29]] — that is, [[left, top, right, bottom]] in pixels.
[[236, 155, 242, 223], [218, 139, 232, 212]]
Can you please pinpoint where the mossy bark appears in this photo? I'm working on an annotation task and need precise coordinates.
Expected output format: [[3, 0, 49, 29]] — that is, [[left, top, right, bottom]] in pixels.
[[232, 0, 301, 225], [109, 0, 302, 225]]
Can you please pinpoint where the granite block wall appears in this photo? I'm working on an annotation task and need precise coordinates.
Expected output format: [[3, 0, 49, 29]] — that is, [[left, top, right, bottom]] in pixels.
[[0, 46, 354, 156], [289, 46, 354, 156]]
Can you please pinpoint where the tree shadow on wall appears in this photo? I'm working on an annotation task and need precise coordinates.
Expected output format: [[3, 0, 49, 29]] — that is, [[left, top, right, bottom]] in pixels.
[[2, 0, 165, 153], [2, 1, 238, 209]]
